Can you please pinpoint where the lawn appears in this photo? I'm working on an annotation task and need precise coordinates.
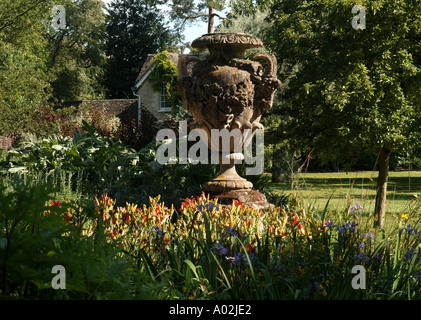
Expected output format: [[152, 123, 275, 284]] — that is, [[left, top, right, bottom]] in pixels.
[[267, 170, 421, 229]]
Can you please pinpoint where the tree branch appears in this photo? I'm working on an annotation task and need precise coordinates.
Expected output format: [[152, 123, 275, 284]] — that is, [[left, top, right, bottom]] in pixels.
[[0, 0, 50, 32], [210, 12, 227, 20]]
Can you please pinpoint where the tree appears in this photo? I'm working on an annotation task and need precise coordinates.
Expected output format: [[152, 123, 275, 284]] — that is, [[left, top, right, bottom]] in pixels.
[[0, 0, 55, 135], [216, 6, 269, 42], [266, 0, 421, 228], [105, 0, 177, 98], [169, 0, 227, 34], [47, 0, 108, 102]]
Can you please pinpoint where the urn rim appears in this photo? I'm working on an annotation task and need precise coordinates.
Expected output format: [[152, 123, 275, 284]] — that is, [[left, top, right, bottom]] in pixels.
[[191, 33, 263, 51]]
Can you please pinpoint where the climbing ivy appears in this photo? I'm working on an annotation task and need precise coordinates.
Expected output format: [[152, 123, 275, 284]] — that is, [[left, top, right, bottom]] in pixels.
[[149, 51, 182, 112]]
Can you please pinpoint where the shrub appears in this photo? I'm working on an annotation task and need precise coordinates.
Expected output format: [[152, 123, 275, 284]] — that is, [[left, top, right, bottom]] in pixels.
[[73, 104, 121, 138], [0, 177, 141, 299], [1, 123, 214, 207]]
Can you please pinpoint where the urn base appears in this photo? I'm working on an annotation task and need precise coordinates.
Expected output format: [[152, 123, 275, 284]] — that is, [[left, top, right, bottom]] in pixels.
[[207, 189, 273, 210], [203, 178, 253, 193], [203, 161, 253, 193]]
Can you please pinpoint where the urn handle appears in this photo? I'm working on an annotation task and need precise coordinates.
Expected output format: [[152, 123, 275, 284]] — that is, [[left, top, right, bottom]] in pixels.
[[177, 55, 201, 78], [252, 52, 278, 79]]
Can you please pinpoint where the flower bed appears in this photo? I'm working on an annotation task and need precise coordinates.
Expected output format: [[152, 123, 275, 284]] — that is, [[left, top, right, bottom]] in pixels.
[[34, 191, 421, 300]]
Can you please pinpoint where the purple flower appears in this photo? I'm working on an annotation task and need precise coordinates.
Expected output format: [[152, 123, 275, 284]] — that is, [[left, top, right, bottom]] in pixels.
[[336, 222, 358, 234], [404, 248, 419, 260], [353, 252, 370, 263], [324, 220, 335, 229], [371, 253, 383, 262], [353, 242, 366, 249], [222, 227, 238, 238], [198, 201, 219, 212], [232, 252, 243, 266], [211, 242, 228, 255], [400, 224, 418, 236], [350, 203, 364, 213], [151, 226, 164, 238], [364, 232, 375, 241], [275, 263, 287, 272], [243, 252, 257, 265], [404, 249, 414, 260]]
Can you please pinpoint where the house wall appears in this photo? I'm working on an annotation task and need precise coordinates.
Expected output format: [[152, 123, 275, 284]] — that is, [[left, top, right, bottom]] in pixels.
[[137, 79, 171, 121]]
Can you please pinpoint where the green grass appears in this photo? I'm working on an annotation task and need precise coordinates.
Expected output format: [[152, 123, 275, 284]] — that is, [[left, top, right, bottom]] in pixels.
[[267, 170, 421, 227]]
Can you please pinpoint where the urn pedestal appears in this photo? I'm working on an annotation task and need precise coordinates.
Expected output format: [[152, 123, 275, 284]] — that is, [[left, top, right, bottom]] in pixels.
[[177, 33, 281, 209]]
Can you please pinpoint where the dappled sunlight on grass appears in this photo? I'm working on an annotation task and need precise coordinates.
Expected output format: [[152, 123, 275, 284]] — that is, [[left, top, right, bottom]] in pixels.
[[266, 171, 421, 234], [268, 171, 421, 212]]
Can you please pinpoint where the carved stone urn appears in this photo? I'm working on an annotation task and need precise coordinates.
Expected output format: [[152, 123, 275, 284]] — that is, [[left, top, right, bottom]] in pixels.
[[177, 33, 281, 203]]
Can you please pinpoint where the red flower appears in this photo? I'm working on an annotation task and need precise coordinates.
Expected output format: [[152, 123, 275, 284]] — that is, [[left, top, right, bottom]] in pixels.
[[51, 200, 62, 207], [232, 199, 244, 206], [292, 216, 304, 229]]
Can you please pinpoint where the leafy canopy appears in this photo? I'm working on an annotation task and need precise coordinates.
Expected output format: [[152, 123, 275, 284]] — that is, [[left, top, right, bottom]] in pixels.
[[0, 0, 55, 135], [266, 0, 421, 165], [105, 0, 177, 98], [47, 0, 108, 102]]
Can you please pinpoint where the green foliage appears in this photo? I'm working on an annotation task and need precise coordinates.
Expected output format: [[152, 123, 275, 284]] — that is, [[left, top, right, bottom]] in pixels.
[[47, 0, 108, 102], [0, 0, 55, 135], [266, 0, 421, 165], [3, 124, 142, 201], [265, 0, 421, 227], [0, 176, 165, 299], [148, 51, 183, 113], [217, 1, 270, 49], [0, 0, 109, 135], [1, 123, 215, 207], [105, 0, 177, 98], [227, 0, 270, 16]]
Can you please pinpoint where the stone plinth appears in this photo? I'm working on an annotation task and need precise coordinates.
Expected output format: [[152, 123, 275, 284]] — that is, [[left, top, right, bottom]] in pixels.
[[208, 189, 273, 210]]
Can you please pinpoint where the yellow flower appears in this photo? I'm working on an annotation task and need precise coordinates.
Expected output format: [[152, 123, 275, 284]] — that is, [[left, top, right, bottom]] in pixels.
[[401, 213, 409, 220], [322, 290, 327, 297]]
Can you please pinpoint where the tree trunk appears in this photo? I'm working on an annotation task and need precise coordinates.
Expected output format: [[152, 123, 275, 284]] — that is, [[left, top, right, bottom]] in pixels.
[[208, 7, 214, 34], [374, 146, 392, 229]]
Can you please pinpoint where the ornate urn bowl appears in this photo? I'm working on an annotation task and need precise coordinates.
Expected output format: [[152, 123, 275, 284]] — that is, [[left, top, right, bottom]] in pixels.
[[177, 33, 281, 197]]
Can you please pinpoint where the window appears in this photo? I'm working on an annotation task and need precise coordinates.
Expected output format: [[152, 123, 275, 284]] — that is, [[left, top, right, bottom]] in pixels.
[[159, 83, 171, 112]]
